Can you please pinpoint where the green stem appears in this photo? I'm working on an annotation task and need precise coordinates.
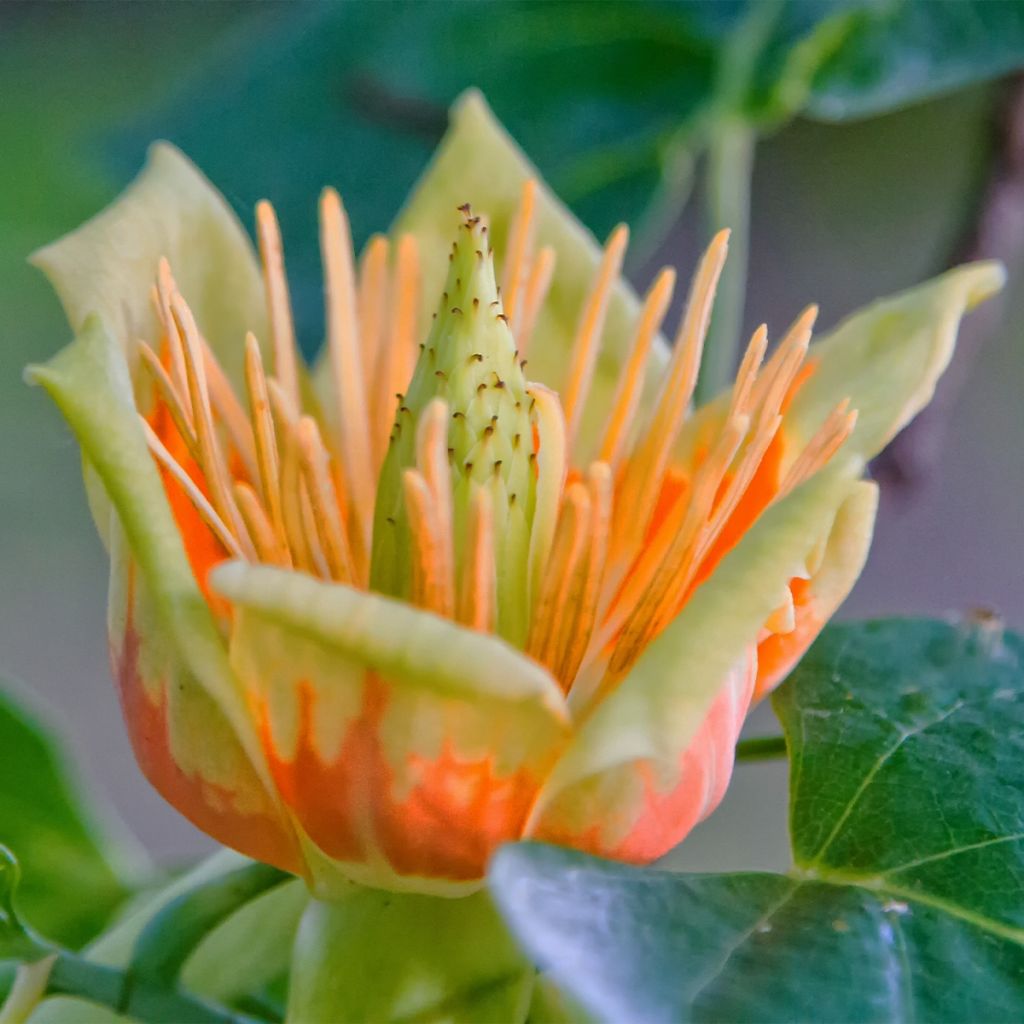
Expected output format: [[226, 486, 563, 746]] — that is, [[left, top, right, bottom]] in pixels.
[[44, 950, 262, 1024], [735, 735, 788, 761], [695, 120, 755, 405], [130, 861, 289, 988]]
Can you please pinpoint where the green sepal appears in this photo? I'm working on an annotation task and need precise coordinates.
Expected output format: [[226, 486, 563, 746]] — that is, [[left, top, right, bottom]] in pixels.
[[289, 889, 533, 1024]]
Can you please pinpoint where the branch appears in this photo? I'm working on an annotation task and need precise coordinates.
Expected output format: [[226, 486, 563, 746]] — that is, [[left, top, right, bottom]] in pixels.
[[873, 74, 1024, 495]]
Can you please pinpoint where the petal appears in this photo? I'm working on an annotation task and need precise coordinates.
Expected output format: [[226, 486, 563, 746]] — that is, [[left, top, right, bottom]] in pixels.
[[755, 479, 878, 700], [394, 90, 668, 456], [211, 563, 570, 895], [527, 460, 863, 859], [786, 261, 1004, 460], [26, 316, 296, 870], [31, 143, 266, 388]]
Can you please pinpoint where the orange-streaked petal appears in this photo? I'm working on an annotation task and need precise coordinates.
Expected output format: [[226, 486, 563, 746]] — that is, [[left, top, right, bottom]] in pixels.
[[528, 649, 755, 860], [755, 479, 878, 699], [212, 563, 569, 895]]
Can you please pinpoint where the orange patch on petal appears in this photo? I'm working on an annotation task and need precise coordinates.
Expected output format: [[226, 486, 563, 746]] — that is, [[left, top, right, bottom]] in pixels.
[[258, 675, 545, 883], [754, 577, 821, 700], [113, 591, 300, 874], [532, 650, 756, 862], [149, 400, 230, 609]]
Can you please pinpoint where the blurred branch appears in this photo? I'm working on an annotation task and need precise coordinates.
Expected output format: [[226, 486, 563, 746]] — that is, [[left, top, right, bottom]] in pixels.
[[873, 75, 1024, 495], [697, 119, 755, 404], [346, 74, 448, 143], [735, 734, 787, 761]]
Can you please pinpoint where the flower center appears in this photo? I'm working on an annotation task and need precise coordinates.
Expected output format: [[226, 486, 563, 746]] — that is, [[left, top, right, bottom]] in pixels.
[[137, 181, 855, 712]]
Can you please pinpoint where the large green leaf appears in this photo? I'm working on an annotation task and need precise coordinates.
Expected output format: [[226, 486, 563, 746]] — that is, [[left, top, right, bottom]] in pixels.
[[808, 0, 1024, 122], [491, 619, 1024, 1022], [0, 680, 140, 950]]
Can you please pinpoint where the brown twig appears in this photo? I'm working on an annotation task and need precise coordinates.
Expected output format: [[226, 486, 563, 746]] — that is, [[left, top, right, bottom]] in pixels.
[[872, 75, 1024, 496]]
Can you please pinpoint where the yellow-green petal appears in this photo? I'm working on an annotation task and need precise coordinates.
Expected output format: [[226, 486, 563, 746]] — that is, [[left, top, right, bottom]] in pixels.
[[25, 316, 270, 791], [787, 261, 1004, 459], [30, 143, 266, 388]]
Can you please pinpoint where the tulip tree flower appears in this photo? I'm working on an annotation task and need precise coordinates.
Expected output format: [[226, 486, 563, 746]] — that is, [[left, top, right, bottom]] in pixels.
[[28, 92, 1000, 912]]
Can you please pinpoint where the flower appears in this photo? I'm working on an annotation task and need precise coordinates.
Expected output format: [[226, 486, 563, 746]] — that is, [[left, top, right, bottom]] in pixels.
[[28, 92, 1002, 897]]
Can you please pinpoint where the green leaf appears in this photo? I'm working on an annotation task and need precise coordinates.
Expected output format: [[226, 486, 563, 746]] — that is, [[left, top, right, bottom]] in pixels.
[[490, 619, 1024, 1022], [808, 0, 1024, 122], [0, 681, 139, 950], [289, 889, 534, 1024]]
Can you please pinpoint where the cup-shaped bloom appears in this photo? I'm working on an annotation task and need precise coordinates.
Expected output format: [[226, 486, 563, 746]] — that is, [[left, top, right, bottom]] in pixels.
[[28, 92, 1002, 896]]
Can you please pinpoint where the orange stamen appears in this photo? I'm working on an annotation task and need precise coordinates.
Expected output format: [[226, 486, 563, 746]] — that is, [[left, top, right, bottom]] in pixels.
[[256, 200, 301, 411]]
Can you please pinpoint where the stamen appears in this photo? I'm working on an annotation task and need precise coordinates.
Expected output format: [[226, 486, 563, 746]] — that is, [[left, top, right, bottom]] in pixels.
[[256, 200, 301, 412], [748, 305, 816, 415], [729, 324, 768, 418], [402, 468, 454, 616], [598, 267, 675, 467], [527, 482, 591, 670], [140, 417, 244, 560], [320, 187, 373, 568], [375, 235, 420, 457], [561, 224, 629, 447], [501, 179, 538, 327], [169, 293, 255, 559], [516, 245, 555, 357], [278, 430, 317, 576], [779, 401, 857, 494], [244, 334, 288, 557], [138, 342, 197, 452], [200, 336, 258, 481], [415, 399, 455, 614], [526, 384, 568, 609], [233, 481, 288, 566], [604, 413, 748, 677], [555, 461, 612, 687], [457, 485, 495, 632], [613, 230, 729, 561], [358, 235, 391, 461], [297, 416, 356, 583], [155, 259, 192, 419]]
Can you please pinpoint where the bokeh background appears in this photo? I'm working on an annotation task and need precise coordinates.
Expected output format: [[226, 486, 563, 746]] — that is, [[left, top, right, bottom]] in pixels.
[[2, 1, 1022, 875]]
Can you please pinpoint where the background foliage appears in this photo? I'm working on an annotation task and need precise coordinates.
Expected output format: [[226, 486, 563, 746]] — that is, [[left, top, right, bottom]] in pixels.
[[2, 2, 1024, 1020]]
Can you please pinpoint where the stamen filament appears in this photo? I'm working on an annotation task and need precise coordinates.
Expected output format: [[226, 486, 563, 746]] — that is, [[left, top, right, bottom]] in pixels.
[[613, 229, 728, 562], [320, 187, 373, 569], [457, 485, 495, 632], [403, 468, 454, 616], [502, 179, 538, 327], [256, 200, 301, 412], [170, 293, 255, 560], [516, 245, 556, 358], [297, 415, 356, 583], [138, 342, 197, 452], [244, 334, 288, 555], [527, 482, 591, 670], [561, 224, 629, 447], [140, 418, 244, 560], [598, 267, 675, 467]]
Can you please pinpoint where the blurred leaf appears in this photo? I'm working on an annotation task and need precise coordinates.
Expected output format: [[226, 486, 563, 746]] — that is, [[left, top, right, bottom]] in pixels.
[[114, 1, 859, 347], [0, 681, 139, 950], [491, 619, 1024, 1022], [808, 0, 1024, 122]]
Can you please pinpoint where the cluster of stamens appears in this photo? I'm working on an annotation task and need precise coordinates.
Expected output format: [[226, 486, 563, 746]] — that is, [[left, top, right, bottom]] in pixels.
[[138, 180, 856, 713]]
